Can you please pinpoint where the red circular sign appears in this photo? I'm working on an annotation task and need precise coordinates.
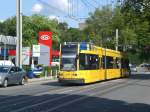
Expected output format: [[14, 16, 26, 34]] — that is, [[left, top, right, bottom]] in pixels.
[[40, 35, 50, 40]]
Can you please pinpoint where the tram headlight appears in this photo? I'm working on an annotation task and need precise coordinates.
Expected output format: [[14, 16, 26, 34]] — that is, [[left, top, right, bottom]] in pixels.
[[73, 74, 77, 76], [58, 73, 62, 76]]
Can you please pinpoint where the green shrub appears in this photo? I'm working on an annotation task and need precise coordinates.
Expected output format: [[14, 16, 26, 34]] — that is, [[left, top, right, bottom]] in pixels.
[[22, 65, 31, 72], [43, 66, 51, 76]]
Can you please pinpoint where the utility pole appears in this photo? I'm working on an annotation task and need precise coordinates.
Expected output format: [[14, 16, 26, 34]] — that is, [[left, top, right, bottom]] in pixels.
[[115, 29, 118, 51], [16, 0, 22, 68], [4, 42, 6, 60]]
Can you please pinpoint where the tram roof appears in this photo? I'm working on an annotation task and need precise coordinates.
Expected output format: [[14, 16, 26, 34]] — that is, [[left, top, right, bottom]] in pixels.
[[62, 42, 123, 57]]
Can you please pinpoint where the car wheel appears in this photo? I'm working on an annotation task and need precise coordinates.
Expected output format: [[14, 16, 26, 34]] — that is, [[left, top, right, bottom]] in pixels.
[[3, 79, 8, 88], [20, 77, 25, 85]]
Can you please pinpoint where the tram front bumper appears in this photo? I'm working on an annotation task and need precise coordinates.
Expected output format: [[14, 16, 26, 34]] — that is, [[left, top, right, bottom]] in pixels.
[[58, 78, 85, 84]]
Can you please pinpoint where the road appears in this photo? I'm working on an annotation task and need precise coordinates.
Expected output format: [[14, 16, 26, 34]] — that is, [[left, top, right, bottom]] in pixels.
[[1, 73, 150, 112]]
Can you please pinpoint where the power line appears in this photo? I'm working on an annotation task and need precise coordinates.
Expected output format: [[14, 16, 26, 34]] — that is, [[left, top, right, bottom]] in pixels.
[[68, 0, 80, 20], [92, 0, 101, 8], [38, 0, 66, 15], [93, 0, 99, 4], [37, 0, 79, 21], [81, 0, 91, 9], [84, 0, 97, 9]]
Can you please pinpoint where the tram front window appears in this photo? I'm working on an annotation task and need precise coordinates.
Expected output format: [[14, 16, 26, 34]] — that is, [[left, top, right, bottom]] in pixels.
[[61, 58, 77, 71]]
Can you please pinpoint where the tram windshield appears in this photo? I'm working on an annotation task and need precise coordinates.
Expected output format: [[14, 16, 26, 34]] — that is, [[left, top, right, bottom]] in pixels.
[[60, 44, 78, 71], [60, 57, 77, 71]]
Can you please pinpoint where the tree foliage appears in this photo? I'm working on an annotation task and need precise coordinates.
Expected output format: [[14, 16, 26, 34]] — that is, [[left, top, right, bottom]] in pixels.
[[83, 1, 150, 62], [121, 0, 150, 62], [0, 0, 150, 63], [0, 15, 62, 49]]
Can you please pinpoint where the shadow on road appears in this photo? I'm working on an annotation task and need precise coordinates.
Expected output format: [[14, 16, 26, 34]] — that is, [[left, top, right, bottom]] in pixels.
[[41, 81, 86, 87], [41, 81, 62, 87], [42, 73, 150, 87], [0, 93, 150, 112], [130, 73, 150, 80]]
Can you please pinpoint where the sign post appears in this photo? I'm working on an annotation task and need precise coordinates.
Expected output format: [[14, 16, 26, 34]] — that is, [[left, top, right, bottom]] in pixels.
[[38, 31, 52, 66], [22, 47, 30, 65], [32, 45, 40, 57], [32, 45, 40, 70], [16, 0, 22, 68]]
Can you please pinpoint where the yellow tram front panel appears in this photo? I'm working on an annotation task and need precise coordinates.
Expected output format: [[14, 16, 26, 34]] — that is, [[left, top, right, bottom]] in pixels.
[[59, 71, 85, 83], [59, 69, 106, 84]]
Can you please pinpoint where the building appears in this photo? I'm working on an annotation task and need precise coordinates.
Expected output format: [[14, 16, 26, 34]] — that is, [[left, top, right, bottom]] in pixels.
[[0, 35, 17, 60], [79, 22, 87, 30]]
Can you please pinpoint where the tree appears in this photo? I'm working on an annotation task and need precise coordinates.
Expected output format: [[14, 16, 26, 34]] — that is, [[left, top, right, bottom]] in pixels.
[[0, 15, 61, 49], [28, 14, 61, 48], [58, 22, 68, 43], [1, 17, 16, 36], [84, 6, 114, 47], [84, 6, 137, 50], [121, 0, 150, 62]]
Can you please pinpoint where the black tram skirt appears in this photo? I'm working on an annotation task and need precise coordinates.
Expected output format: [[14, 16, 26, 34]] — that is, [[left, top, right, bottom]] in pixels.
[[58, 78, 85, 84]]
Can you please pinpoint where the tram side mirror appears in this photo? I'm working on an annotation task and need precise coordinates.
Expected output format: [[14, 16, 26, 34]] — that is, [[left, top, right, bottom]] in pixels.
[[76, 55, 79, 59], [60, 64, 63, 68]]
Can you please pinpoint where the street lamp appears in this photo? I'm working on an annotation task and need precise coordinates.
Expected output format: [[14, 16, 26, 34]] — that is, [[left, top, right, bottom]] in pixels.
[[16, 0, 22, 68]]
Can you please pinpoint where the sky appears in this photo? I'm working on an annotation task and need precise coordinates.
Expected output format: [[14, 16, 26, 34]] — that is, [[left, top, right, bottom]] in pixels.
[[0, 0, 118, 28]]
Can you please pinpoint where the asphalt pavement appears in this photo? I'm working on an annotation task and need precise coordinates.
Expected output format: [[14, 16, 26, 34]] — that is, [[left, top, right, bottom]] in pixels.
[[0, 73, 150, 112]]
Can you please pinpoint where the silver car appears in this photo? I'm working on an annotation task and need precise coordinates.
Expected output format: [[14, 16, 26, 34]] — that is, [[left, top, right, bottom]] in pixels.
[[0, 66, 26, 87]]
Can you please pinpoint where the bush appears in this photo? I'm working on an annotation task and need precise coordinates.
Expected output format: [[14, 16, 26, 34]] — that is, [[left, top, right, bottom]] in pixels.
[[22, 65, 31, 72], [51, 65, 59, 76], [43, 66, 51, 76]]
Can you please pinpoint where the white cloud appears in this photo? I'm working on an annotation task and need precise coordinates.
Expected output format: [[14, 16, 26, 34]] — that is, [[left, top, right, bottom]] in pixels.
[[48, 15, 59, 20], [48, 0, 70, 12], [32, 3, 43, 13]]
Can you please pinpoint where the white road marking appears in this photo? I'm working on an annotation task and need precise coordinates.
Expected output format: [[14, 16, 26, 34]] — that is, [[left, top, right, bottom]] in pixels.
[[59, 90, 73, 94]]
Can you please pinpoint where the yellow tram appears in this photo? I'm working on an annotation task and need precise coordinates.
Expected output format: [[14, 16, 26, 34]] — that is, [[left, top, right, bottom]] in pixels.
[[58, 42, 130, 84]]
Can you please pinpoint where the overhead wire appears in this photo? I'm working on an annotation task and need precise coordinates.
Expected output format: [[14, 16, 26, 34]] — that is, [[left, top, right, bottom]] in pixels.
[[84, 0, 97, 9], [37, 0, 79, 21], [93, 0, 101, 8], [81, 0, 92, 9]]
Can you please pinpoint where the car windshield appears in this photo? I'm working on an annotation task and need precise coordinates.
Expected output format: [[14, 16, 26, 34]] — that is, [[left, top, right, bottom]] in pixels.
[[0, 67, 10, 73], [130, 65, 136, 68]]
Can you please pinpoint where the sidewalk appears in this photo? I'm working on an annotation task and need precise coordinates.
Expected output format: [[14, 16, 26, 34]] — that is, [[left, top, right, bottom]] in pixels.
[[27, 76, 57, 83], [131, 71, 150, 75]]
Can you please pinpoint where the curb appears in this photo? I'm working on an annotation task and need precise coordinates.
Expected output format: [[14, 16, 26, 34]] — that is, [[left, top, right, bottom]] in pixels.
[[27, 77, 57, 83], [131, 72, 150, 75]]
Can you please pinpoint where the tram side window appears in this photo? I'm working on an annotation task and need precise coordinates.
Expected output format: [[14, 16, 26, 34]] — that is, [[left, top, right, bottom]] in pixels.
[[102, 56, 105, 69], [121, 58, 129, 69], [79, 54, 99, 70], [115, 58, 121, 69], [102, 56, 113, 69], [91, 55, 99, 69], [106, 56, 114, 69]]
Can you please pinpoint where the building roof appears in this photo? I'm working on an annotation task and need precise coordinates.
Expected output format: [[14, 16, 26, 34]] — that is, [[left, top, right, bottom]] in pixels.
[[0, 35, 17, 45]]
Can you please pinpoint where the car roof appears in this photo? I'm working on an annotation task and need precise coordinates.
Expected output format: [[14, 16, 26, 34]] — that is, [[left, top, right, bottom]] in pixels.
[[0, 66, 12, 67], [0, 60, 15, 66]]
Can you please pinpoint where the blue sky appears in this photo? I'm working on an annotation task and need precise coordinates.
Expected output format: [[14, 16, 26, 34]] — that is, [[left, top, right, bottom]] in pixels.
[[0, 0, 117, 28]]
